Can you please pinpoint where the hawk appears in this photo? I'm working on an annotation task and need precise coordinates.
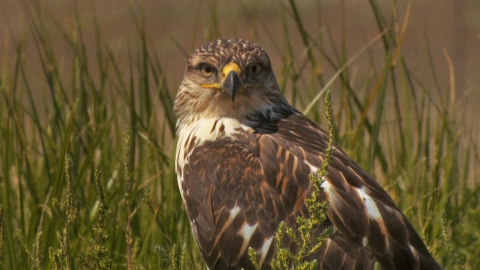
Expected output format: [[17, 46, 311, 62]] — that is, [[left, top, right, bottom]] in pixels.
[[174, 39, 442, 270]]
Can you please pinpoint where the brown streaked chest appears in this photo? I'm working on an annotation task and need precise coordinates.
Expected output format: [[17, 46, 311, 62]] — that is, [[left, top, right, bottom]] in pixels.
[[175, 118, 254, 187]]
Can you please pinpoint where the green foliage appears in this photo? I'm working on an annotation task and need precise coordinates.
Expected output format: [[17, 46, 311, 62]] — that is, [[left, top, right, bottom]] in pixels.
[[0, 0, 478, 269], [78, 167, 112, 269], [49, 154, 79, 269], [15, 231, 43, 269], [155, 244, 187, 270]]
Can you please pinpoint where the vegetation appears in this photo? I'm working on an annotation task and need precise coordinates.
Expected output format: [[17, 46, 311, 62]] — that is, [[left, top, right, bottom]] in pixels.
[[1, 0, 478, 269]]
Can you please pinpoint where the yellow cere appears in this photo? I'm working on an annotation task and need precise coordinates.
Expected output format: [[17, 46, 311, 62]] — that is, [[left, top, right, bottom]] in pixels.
[[222, 62, 242, 77]]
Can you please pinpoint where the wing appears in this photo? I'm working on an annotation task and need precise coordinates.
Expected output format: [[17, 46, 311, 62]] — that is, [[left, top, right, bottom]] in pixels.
[[181, 112, 441, 270], [271, 113, 442, 270]]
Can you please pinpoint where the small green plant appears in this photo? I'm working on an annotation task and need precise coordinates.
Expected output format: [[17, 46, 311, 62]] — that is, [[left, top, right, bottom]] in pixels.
[[78, 167, 112, 269], [121, 126, 151, 268], [49, 154, 79, 270], [123, 127, 135, 268], [15, 231, 43, 269], [440, 211, 461, 270], [155, 243, 187, 270]]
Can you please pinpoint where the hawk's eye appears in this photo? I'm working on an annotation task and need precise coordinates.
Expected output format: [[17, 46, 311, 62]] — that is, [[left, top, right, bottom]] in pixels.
[[199, 64, 215, 77], [249, 64, 262, 75]]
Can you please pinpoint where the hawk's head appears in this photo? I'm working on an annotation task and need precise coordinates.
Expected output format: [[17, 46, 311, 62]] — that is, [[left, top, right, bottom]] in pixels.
[[174, 39, 289, 126]]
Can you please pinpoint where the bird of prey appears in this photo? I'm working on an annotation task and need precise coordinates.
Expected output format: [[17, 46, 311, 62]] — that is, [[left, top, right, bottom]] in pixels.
[[174, 39, 442, 270]]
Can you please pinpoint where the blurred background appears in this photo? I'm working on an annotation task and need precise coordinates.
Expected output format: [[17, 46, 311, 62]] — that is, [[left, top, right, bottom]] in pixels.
[[1, 0, 479, 104]]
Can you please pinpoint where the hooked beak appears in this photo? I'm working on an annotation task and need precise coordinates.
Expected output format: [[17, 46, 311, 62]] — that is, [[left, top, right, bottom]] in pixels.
[[221, 63, 243, 101], [201, 62, 249, 102]]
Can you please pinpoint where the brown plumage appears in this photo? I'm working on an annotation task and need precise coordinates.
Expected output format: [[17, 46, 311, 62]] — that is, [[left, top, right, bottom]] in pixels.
[[174, 39, 442, 270]]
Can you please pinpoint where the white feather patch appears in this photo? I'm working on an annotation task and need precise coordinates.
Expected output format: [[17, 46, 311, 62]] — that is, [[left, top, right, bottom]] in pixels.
[[237, 223, 259, 256], [362, 236, 368, 247], [229, 205, 241, 221], [238, 223, 258, 241], [356, 186, 382, 220], [258, 236, 274, 266]]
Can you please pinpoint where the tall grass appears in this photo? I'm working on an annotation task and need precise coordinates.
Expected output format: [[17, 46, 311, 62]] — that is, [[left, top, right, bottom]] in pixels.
[[0, 0, 478, 269]]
